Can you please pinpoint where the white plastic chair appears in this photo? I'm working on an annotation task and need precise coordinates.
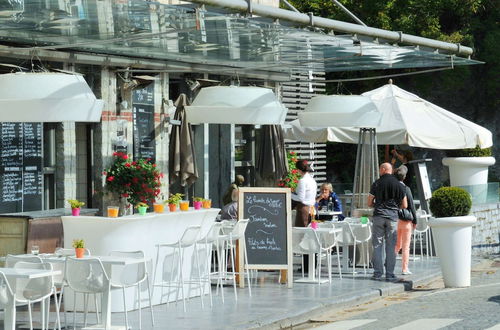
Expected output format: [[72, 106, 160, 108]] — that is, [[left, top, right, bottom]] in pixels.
[[317, 222, 343, 281], [153, 225, 202, 312], [413, 209, 433, 259], [0, 271, 15, 328], [195, 222, 222, 305], [64, 257, 110, 330], [292, 227, 323, 284], [53, 247, 95, 329], [339, 222, 372, 275], [13, 261, 60, 330], [5, 254, 42, 268], [216, 219, 252, 300], [109, 250, 154, 330]]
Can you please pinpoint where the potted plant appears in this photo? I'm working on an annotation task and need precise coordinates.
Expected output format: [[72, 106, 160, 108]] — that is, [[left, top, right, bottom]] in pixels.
[[442, 146, 495, 187], [135, 202, 149, 215], [103, 152, 163, 215], [429, 186, 477, 287], [166, 193, 184, 212], [72, 239, 85, 258], [193, 197, 204, 210], [278, 151, 300, 192], [68, 199, 85, 216]]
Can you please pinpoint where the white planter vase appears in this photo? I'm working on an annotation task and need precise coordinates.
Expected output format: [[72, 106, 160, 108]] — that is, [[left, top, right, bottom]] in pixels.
[[429, 215, 477, 287], [442, 156, 495, 187]]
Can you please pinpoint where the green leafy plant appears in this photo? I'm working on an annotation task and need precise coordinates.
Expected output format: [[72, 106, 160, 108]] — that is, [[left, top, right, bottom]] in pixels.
[[72, 239, 84, 249], [67, 199, 85, 209], [135, 202, 148, 209], [278, 151, 300, 191], [446, 146, 492, 157], [103, 152, 163, 206], [166, 193, 184, 205], [429, 187, 472, 218], [192, 196, 204, 202]]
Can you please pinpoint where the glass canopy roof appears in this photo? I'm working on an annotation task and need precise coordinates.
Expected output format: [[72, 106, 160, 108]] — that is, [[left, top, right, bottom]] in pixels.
[[0, 0, 481, 74]]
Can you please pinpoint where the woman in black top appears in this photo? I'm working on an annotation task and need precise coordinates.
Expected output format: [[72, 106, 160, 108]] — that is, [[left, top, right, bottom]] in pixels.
[[394, 165, 417, 275]]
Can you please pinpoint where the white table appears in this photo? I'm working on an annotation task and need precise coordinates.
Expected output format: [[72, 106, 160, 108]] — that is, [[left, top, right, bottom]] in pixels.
[[0, 267, 61, 330], [317, 210, 342, 221], [61, 208, 220, 311], [295, 227, 341, 284]]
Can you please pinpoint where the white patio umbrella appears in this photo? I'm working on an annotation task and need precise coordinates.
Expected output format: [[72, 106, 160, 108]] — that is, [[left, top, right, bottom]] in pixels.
[[283, 83, 492, 149]]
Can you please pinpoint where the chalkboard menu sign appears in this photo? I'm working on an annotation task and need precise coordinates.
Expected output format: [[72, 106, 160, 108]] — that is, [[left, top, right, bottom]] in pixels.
[[238, 187, 293, 288], [0, 123, 43, 213], [132, 83, 156, 162]]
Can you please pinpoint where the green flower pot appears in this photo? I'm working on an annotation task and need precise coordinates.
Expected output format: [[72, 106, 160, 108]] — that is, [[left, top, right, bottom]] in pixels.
[[138, 206, 148, 215]]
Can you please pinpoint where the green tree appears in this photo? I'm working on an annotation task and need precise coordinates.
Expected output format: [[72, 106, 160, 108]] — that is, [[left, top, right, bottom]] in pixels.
[[286, 0, 499, 183]]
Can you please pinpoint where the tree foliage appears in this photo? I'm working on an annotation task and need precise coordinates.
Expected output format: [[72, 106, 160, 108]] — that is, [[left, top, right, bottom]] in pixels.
[[286, 0, 499, 183]]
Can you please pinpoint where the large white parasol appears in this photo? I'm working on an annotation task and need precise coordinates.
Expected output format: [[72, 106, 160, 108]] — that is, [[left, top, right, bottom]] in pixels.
[[283, 83, 492, 149]]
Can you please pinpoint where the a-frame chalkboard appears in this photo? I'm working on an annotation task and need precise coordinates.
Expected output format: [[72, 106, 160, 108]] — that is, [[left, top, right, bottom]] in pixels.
[[238, 187, 293, 288]]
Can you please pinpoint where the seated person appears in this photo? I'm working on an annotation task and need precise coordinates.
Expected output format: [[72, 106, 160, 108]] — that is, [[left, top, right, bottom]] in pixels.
[[222, 175, 245, 206], [315, 183, 345, 221], [220, 188, 239, 220]]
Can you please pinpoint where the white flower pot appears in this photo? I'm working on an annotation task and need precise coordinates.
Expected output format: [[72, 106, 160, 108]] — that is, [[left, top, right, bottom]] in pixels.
[[442, 157, 495, 187], [429, 215, 477, 287]]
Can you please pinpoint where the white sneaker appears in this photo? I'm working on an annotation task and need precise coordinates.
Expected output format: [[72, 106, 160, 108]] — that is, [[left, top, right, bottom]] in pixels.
[[402, 270, 412, 275]]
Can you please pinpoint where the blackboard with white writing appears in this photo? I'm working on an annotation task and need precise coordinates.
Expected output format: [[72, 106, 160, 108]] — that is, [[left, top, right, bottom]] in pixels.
[[239, 187, 292, 267], [132, 84, 156, 162], [0, 123, 43, 213]]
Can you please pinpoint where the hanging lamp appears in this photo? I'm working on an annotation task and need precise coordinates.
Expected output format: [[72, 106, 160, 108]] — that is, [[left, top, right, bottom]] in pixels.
[[0, 72, 104, 122], [185, 86, 288, 125]]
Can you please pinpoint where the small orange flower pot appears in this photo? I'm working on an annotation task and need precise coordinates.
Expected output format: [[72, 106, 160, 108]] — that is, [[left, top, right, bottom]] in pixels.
[[202, 199, 212, 209], [75, 248, 85, 258], [153, 203, 164, 213], [168, 204, 177, 212]]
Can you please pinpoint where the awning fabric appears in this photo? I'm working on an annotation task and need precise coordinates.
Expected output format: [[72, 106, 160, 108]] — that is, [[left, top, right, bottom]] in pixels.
[[169, 94, 199, 186], [283, 83, 493, 149]]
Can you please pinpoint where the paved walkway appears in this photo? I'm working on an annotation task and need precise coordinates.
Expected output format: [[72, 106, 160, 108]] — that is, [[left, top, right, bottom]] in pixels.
[[141, 257, 441, 329], [5, 257, 442, 329]]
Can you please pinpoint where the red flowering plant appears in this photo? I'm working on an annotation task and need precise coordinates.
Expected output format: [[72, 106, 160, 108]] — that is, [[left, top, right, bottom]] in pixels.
[[103, 152, 163, 206], [278, 151, 301, 192]]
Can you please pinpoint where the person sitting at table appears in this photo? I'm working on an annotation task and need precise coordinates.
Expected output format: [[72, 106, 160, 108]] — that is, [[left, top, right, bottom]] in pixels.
[[220, 188, 239, 220], [222, 174, 245, 206], [315, 183, 345, 221]]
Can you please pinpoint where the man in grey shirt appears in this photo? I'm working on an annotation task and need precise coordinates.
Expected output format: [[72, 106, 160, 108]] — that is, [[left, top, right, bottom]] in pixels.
[[368, 163, 407, 281]]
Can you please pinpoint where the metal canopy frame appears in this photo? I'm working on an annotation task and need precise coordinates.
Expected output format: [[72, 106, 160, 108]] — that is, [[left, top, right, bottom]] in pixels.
[[0, 0, 481, 75]]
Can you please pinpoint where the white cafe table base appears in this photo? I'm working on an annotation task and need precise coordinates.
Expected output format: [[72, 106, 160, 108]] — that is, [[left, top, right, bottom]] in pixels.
[[0, 267, 61, 330], [61, 209, 220, 312], [294, 254, 328, 284]]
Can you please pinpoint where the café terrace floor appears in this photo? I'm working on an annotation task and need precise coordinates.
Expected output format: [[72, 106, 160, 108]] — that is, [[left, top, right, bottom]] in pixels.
[[5, 256, 443, 330]]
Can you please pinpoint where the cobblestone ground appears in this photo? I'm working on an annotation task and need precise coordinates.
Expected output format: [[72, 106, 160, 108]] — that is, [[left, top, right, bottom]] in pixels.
[[299, 256, 500, 330]]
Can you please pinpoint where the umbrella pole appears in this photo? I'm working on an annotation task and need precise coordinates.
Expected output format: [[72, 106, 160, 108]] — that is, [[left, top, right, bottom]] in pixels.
[[351, 129, 363, 215]]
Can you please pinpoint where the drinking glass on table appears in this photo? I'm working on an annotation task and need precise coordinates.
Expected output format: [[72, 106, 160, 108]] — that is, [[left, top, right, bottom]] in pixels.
[[31, 245, 40, 255]]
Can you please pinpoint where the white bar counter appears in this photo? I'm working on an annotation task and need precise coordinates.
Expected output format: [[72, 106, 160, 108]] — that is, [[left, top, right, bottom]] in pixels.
[[61, 208, 220, 312]]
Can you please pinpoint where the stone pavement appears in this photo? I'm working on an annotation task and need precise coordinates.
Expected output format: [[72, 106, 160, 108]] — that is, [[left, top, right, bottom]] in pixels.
[[129, 256, 441, 329], [307, 257, 500, 330]]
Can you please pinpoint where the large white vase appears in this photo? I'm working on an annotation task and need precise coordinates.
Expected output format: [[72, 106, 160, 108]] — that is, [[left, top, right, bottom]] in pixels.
[[429, 215, 477, 287], [442, 156, 496, 187]]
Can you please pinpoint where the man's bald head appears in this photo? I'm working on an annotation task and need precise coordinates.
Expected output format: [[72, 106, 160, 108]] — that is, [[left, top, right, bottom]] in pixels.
[[379, 162, 393, 175]]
